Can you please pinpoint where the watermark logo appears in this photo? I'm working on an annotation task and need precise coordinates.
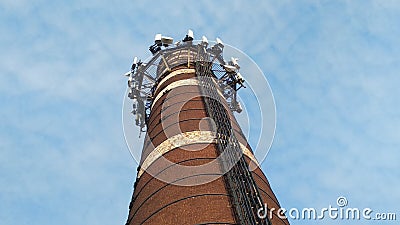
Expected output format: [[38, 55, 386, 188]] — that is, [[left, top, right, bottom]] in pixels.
[[257, 196, 397, 221], [336, 196, 348, 207]]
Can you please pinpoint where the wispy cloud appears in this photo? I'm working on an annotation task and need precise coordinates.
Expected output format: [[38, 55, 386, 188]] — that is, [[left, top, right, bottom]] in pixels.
[[1, 1, 399, 225]]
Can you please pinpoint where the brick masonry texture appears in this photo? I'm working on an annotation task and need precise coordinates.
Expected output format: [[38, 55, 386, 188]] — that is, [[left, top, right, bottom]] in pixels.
[[127, 66, 289, 225]]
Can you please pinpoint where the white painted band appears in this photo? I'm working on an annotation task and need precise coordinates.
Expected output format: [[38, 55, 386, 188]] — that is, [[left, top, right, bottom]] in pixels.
[[138, 131, 259, 178], [155, 68, 196, 94]]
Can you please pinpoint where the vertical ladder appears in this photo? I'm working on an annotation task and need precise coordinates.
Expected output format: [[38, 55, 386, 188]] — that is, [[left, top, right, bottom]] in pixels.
[[196, 62, 270, 225]]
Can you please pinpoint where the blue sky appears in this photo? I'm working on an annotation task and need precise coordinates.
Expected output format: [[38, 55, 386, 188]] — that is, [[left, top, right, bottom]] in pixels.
[[1, 1, 399, 225]]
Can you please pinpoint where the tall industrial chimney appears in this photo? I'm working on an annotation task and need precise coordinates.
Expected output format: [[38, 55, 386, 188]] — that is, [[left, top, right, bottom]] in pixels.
[[124, 31, 289, 225]]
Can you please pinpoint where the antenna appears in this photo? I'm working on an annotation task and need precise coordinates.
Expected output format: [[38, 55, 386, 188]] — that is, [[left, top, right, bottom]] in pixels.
[[183, 29, 194, 42], [216, 37, 224, 47], [161, 36, 173, 46], [154, 34, 162, 46], [201, 36, 208, 47]]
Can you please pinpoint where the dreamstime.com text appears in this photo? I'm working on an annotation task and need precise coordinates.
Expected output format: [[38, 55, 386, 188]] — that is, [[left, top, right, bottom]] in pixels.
[[257, 196, 397, 221]]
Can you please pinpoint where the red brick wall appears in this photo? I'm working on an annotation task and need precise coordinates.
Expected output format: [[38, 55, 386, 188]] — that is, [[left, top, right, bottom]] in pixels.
[[127, 66, 289, 225]]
